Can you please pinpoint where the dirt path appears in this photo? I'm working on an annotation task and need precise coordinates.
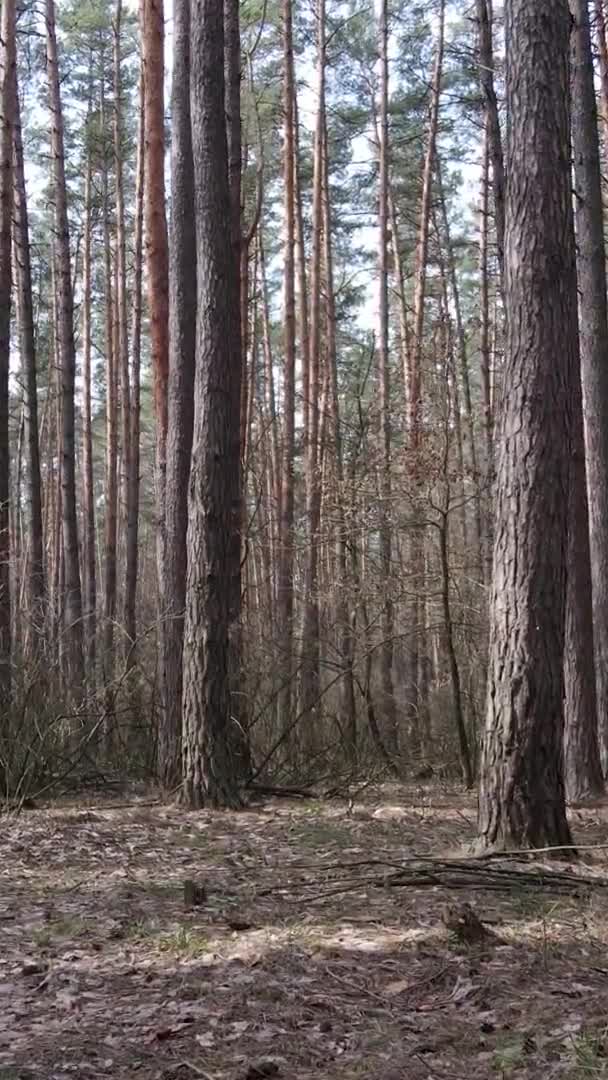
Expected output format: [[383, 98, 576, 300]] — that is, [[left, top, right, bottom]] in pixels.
[[2, 785, 608, 1079]]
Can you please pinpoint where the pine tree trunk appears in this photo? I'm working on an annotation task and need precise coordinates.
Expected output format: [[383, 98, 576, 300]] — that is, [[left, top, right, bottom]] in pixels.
[[159, 0, 197, 788], [113, 0, 131, 557], [406, 0, 444, 751], [377, 0, 397, 753], [479, 116, 494, 580], [323, 123, 356, 759], [437, 159, 484, 584], [102, 78, 118, 718], [182, 0, 241, 809], [299, 0, 326, 733], [476, 0, 505, 283], [593, 0, 608, 144], [81, 134, 96, 678], [124, 65, 144, 665], [277, 0, 297, 736], [45, 0, 83, 689], [564, 331, 603, 802], [224, 0, 250, 778], [477, 0, 576, 852], [12, 54, 44, 647], [570, 0, 608, 773], [0, 0, 14, 708], [140, 0, 169, 604]]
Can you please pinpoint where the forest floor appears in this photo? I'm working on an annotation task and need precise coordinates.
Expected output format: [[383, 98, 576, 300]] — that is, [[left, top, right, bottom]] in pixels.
[[3, 784, 608, 1080]]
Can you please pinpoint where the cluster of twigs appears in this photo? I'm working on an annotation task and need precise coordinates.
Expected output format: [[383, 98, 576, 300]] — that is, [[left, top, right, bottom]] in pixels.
[[260, 850, 608, 905]]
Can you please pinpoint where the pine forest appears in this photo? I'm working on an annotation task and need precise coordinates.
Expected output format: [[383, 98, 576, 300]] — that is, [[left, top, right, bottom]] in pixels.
[[3, 2, 608, 1077]]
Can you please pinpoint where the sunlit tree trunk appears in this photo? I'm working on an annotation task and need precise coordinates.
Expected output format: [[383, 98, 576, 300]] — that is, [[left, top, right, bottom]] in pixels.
[[140, 0, 169, 602]]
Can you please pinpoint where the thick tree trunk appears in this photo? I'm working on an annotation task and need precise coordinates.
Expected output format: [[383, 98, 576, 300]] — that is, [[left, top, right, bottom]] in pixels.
[[0, 0, 14, 707], [570, 0, 608, 773], [477, 0, 576, 852], [159, 0, 197, 788], [45, 0, 83, 688], [182, 0, 241, 809]]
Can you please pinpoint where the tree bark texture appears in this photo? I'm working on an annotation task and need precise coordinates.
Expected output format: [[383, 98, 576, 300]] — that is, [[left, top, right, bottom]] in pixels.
[[182, 0, 241, 809], [160, 0, 197, 788], [477, 0, 576, 852]]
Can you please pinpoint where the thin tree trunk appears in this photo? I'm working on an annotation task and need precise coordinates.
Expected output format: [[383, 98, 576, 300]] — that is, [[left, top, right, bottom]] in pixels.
[[160, 0, 196, 788], [564, 328, 603, 802], [277, 0, 297, 733], [140, 0, 169, 600], [12, 55, 44, 647], [476, 0, 505, 283], [436, 159, 484, 583], [377, 0, 397, 753], [102, 77, 118, 716], [323, 122, 356, 759], [45, 0, 83, 688], [114, 0, 131, 552], [224, 0, 250, 778], [299, 0, 325, 731], [81, 133, 96, 677], [124, 66, 144, 666], [406, 0, 445, 750], [293, 93, 310, 455], [570, 0, 608, 773], [0, 0, 14, 708], [594, 0, 608, 144]]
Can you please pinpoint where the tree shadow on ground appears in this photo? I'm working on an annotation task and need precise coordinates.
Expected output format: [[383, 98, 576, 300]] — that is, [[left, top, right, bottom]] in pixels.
[[2, 787, 608, 1079]]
